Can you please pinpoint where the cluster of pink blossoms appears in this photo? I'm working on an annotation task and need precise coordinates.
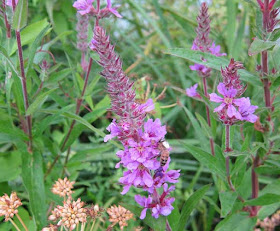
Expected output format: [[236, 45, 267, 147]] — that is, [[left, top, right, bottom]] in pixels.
[[89, 23, 180, 219], [73, 0, 122, 18], [74, 0, 180, 220], [209, 59, 258, 125], [189, 3, 226, 78], [210, 83, 258, 124]]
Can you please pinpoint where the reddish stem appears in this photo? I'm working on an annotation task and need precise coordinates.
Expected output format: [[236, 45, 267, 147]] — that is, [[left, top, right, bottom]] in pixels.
[[2, 1, 11, 38], [12, 0, 33, 151], [44, 58, 93, 179], [225, 125, 232, 153], [202, 77, 215, 156], [251, 155, 260, 216], [261, 0, 271, 109]]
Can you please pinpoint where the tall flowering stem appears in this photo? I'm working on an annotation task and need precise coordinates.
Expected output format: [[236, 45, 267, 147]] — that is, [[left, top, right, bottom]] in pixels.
[[257, 0, 279, 110], [202, 77, 215, 156], [76, 13, 90, 73], [261, 0, 271, 110], [2, 1, 11, 38], [92, 25, 180, 221], [210, 59, 258, 211], [45, 58, 93, 179], [188, 3, 226, 156], [12, 0, 32, 151]]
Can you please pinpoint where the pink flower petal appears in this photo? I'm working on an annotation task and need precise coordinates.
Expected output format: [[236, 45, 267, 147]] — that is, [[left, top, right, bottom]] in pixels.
[[209, 93, 223, 103], [227, 104, 237, 118], [214, 103, 226, 112]]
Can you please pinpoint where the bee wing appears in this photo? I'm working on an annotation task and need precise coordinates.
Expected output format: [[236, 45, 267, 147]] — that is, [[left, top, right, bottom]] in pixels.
[[162, 141, 170, 149]]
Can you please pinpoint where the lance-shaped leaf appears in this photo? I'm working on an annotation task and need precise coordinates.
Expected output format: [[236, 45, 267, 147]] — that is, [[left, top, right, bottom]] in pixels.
[[12, 0, 28, 30], [164, 48, 262, 86]]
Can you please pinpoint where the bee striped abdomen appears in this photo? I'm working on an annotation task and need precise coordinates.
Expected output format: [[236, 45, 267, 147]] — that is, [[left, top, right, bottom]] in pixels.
[[158, 140, 170, 167]]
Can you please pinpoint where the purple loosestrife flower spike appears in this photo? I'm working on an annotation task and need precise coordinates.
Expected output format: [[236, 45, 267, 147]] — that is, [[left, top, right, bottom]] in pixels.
[[91, 26, 147, 142], [193, 2, 211, 52], [92, 26, 180, 219], [76, 13, 89, 72], [221, 58, 246, 97], [190, 3, 226, 78], [76, 13, 89, 52], [268, 8, 280, 32]]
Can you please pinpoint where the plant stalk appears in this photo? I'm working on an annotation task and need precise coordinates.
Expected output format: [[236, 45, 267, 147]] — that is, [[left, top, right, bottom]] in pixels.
[[3, 1, 11, 38], [44, 58, 93, 179], [225, 125, 232, 153], [262, 0, 271, 109], [16, 214, 28, 231], [166, 219, 172, 231], [12, 0, 33, 151], [202, 77, 215, 156], [9, 218, 21, 231], [251, 155, 260, 216]]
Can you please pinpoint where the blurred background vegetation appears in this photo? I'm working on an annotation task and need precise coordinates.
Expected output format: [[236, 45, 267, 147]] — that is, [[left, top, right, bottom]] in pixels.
[[1, 0, 279, 230]]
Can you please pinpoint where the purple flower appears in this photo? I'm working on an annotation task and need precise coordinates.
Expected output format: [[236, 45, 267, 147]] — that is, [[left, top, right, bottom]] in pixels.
[[73, 0, 94, 15], [153, 158, 180, 190], [209, 83, 241, 118], [119, 168, 154, 194], [135, 184, 175, 219], [210, 83, 258, 124], [235, 97, 258, 123], [152, 184, 175, 219], [104, 119, 120, 142], [189, 63, 211, 78], [209, 43, 227, 57], [135, 195, 153, 219], [143, 119, 167, 142], [186, 83, 200, 98], [128, 139, 154, 163], [6, 0, 18, 6], [139, 98, 155, 113], [106, 0, 122, 18]]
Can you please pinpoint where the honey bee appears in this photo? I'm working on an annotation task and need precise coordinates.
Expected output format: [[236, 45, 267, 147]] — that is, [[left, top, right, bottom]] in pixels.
[[158, 139, 170, 167]]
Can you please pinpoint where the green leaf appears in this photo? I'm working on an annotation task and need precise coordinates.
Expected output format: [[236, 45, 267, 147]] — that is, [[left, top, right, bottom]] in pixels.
[[0, 46, 19, 76], [21, 151, 47, 229], [26, 88, 58, 116], [226, 0, 237, 56], [182, 106, 208, 150], [47, 68, 72, 83], [219, 191, 238, 217], [0, 152, 22, 182], [272, 44, 280, 69], [122, 204, 166, 231], [11, 19, 50, 55], [61, 97, 110, 151], [245, 193, 280, 206], [232, 10, 247, 59], [195, 112, 213, 138], [248, 38, 276, 56], [214, 212, 257, 231], [26, 24, 51, 77], [177, 184, 210, 231], [40, 109, 122, 149], [164, 48, 262, 86], [167, 203, 180, 231], [183, 144, 226, 178], [12, 0, 28, 30]]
